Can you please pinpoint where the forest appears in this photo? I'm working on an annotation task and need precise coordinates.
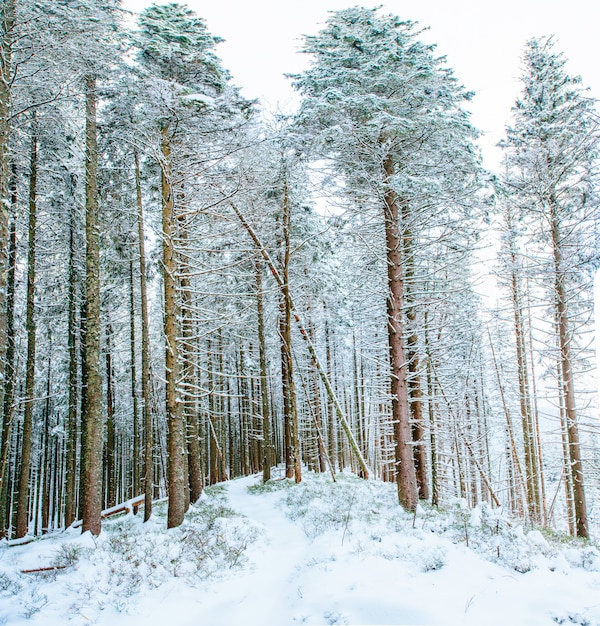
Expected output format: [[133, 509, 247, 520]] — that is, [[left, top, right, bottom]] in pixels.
[[0, 0, 599, 550]]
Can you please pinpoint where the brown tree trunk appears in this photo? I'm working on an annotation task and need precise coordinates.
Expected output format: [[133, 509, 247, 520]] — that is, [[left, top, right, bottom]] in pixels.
[[81, 75, 103, 536], [105, 324, 117, 509], [161, 126, 186, 528], [178, 217, 202, 503], [0, 169, 17, 537], [129, 260, 140, 500], [135, 150, 153, 522], [382, 153, 417, 512], [256, 258, 272, 482], [280, 181, 301, 483], [15, 124, 38, 539], [0, 0, 15, 377], [65, 205, 79, 528], [550, 204, 587, 538]]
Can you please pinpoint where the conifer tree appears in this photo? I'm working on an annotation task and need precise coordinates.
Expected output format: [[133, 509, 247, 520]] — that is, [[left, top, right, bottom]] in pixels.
[[292, 7, 480, 511], [501, 37, 599, 538]]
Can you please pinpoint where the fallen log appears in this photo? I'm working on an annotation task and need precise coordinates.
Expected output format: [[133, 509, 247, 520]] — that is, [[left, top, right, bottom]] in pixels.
[[21, 565, 67, 574], [72, 494, 146, 528]]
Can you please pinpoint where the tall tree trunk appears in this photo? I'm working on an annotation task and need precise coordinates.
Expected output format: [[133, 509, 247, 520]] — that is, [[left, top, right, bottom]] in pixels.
[[178, 217, 202, 503], [552, 224, 589, 538], [81, 75, 103, 537], [280, 181, 301, 483], [15, 124, 38, 538], [0, 0, 15, 378], [505, 205, 540, 523], [0, 168, 16, 537], [129, 260, 140, 500], [41, 342, 52, 533], [424, 311, 439, 507], [325, 319, 338, 472], [105, 324, 117, 509], [382, 153, 417, 512], [65, 206, 79, 528], [161, 126, 185, 528], [135, 149, 153, 522], [550, 201, 587, 538], [401, 203, 428, 500], [255, 258, 272, 482]]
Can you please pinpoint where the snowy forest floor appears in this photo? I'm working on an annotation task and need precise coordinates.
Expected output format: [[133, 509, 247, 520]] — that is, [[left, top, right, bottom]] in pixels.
[[1, 472, 600, 626]]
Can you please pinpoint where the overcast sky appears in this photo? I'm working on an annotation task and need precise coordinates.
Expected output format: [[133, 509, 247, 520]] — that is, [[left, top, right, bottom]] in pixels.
[[122, 0, 600, 168]]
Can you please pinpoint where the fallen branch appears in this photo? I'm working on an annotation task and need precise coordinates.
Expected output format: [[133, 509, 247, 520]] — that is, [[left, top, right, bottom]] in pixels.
[[21, 565, 67, 574]]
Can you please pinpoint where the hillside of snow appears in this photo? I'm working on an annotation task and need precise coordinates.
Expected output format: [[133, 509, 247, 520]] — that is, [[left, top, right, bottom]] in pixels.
[[1, 472, 600, 626]]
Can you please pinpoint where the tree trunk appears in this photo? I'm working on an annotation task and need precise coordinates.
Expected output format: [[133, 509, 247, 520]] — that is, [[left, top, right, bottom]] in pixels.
[[178, 217, 202, 503], [0, 169, 17, 537], [105, 324, 117, 509], [0, 0, 15, 378], [551, 204, 587, 538], [161, 126, 186, 528], [382, 153, 417, 512], [135, 149, 153, 522], [81, 75, 103, 537], [255, 258, 272, 482], [280, 181, 301, 483], [65, 205, 79, 528], [129, 260, 140, 500], [15, 124, 38, 539]]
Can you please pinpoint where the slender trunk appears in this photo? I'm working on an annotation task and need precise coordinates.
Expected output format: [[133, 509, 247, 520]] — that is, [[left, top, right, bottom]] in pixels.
[[161, 126, 185, 528], [0, 169, 17, 537], [325, 320, 338, 471], [129, 260, 140, 499], [178, 218, 202, 503], [505, 205, 540, 523], [0, 0, 15, 375], [41, 343, 52, 533], [382, 153, 417, 511], [279, 181, 301, 482], [424, 312, 439, 506], [255, 258, 272, 482], [550, 205, 587, 538], [105, 324, 117, 509], [135, 150, 153, 522], [402, 205, 428, 501], [81, 75, 103, 536], [65, 207, 79, 527], [15, 124, 38, 538]]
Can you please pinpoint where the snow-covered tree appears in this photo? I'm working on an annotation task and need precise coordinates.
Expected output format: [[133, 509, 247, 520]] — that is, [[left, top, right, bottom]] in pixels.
[[291, 6, 481, 511], [501, 36, 600, 538]]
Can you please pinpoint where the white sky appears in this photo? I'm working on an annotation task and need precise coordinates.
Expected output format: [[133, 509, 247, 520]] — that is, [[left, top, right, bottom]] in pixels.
[[122, 0, 600, 168]]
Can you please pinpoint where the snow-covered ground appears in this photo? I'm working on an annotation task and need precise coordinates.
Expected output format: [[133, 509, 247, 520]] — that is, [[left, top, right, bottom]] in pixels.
[[1, 471, 600, 626]]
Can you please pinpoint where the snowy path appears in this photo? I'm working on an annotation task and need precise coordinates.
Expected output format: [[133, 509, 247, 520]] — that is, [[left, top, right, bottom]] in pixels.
[[3, 472, 600, 626], [195, 474, 313, 624]]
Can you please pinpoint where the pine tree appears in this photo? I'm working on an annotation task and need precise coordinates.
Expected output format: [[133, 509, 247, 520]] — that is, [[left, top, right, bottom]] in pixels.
[[292, 7, 480, 511], [502, 36, 600, 538]]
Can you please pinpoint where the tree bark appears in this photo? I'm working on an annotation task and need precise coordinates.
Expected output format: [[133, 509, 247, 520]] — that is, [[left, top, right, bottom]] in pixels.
[[161, 126, 186, 528], [0, 0, 15, 378], [81, 75, 103, 537], [65, 204, 79, 528], [135, 149, 153, 522], [255, 258, 272, 482], [105, 324, 117, 509], [15, 123, 38, 538], [382, 152, 417, 512], [0, 168, 16, 537], [550, 201, 587, 538]]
